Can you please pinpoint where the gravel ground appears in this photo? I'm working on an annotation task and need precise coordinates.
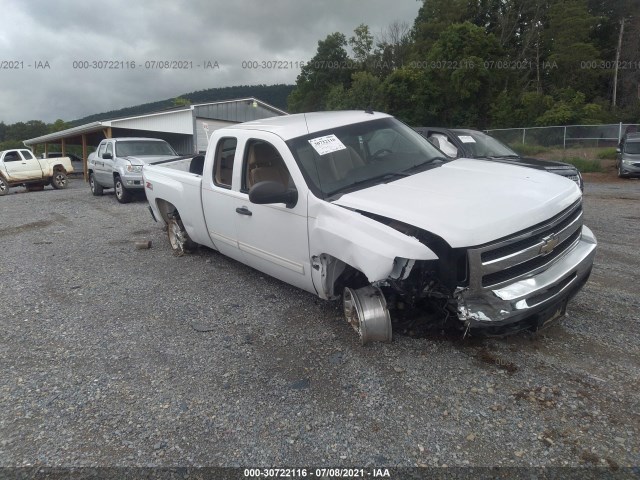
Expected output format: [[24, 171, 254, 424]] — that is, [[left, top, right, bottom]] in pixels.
[[0, 178, 639, 473]]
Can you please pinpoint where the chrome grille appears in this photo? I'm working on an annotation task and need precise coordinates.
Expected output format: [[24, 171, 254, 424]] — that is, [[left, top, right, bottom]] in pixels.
[[566, 175, 580, 187], [467, 200, 583, 292]]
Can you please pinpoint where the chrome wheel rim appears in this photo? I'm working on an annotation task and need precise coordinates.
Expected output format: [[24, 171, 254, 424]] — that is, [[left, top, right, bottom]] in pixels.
[[54, 173, 66, 187], [115, 180, 123, 199]]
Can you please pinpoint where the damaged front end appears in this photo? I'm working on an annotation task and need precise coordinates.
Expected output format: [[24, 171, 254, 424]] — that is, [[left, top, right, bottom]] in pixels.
[[390, 200, 597, 337], [311, 199, 596, 344]]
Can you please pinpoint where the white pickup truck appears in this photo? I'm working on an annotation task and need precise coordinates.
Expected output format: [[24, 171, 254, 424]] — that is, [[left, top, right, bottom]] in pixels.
[[0, 148, 73, 195], [143, 111, 597, 343]]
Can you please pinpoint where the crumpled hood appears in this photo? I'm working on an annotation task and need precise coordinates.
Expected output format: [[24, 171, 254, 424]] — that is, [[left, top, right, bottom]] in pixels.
[[333, 158, 581, 248], [122, 155, 176, 165]]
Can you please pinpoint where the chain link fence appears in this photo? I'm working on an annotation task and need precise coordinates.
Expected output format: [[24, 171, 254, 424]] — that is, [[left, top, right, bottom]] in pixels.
[[486, 123, 640, 149]]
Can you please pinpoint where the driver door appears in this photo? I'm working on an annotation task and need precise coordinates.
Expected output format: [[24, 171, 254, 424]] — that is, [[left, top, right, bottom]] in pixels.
[[234, 133, 314, 293]]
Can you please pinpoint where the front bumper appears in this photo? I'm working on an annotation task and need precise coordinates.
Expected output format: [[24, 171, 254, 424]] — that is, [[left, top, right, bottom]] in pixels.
[[456, 225, 597, 331], [121, 173, 144, 189], [619, 161, 640, 177]]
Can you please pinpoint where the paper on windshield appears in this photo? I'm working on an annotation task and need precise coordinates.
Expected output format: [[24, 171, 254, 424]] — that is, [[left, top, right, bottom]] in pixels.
[[458, 135, 476, 143], [308, 134, 347, 156]]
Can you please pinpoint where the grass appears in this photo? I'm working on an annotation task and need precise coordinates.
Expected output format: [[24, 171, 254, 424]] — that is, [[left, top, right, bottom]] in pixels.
[[508, 144, 550, 156], [561, 156, 604, 173], [596, 147, 618, 160]]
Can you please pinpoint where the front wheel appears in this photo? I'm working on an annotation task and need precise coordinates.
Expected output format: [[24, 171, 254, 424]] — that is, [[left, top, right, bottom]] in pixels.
[[167, 217, 197, 255], [618, 164, 627, 178], [51, 171, 68, 189], [0, 176, 8, 196], [89, 173, 103, 196], [114, 176, 132, 204]]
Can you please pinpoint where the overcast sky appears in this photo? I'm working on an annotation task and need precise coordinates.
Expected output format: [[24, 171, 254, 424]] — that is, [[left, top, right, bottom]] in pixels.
[[0, 0, 422, 124]]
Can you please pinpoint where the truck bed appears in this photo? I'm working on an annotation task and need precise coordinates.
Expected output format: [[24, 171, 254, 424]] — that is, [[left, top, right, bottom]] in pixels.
[[143, 157, 214, 249]]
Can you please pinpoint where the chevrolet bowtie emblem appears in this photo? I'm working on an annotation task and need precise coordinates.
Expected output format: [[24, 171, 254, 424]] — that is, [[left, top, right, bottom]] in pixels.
[[540, 233, 560, 255]]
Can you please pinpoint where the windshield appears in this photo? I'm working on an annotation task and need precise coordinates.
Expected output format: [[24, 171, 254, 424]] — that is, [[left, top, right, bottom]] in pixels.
[[287, 117, 446, 198], [452, 130, 519, 158], [115, 141, 177, 157], [624, 141, 640, 154]]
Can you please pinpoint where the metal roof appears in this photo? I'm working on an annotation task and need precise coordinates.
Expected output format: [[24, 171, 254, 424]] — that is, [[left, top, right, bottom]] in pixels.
[[23, 97, 288, 146]]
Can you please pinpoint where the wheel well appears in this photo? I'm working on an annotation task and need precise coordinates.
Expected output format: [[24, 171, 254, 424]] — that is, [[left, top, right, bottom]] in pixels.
[[155, 199, 178, 224], [316, 254, 369, 299], [52, 164, 65, 173]]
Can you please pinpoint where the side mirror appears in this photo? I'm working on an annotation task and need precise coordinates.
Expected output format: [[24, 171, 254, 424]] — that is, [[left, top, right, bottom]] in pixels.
[[249, 181, 298, 209], [103, 152, 113, 159], [616, 148, 621, 154]]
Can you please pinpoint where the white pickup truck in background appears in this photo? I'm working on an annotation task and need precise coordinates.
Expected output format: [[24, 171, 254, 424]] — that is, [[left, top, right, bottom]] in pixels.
[[142, 111, 597, 344], [0, 148, 73, 195]]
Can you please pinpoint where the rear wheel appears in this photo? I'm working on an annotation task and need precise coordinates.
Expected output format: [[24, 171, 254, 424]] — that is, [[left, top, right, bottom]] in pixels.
[[114, 176, 132, 203], [167, 217, 197, 255], [51, 170, 68, 189], [89, 173, 103, 196], [0, 177, 8, 196]]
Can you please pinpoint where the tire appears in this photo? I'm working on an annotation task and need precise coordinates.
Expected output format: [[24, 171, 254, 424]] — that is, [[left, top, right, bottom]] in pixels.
[[618, 164, 627, 178], [167, 217, 197, 254], [0, 176, 9, 196], [51, 170, 68, 189], [114, 176, 132, 204], [89, 173, 103, 196]]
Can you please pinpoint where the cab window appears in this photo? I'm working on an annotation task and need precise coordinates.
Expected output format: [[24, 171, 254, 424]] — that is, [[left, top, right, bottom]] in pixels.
[[213, 137, 237, 188], [105, 143, 113, 157], [242, 139, 292, 193], [3, 151, 20, 162], [20, 150, 35, 160]]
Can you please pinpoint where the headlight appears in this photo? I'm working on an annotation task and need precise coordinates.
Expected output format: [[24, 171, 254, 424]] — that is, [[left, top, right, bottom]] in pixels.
[[622, 159, 633, 165], [126, 165, 143, 173]]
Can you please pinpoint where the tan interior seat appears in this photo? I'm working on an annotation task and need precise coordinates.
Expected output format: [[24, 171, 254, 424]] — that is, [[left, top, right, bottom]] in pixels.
[[246, 142, 291, 189], [216, 154, 234, 185], [326, 146, 365, 180]]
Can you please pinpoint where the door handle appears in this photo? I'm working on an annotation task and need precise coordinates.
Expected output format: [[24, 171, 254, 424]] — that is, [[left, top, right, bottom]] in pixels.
[[235, 206, 252, 216]]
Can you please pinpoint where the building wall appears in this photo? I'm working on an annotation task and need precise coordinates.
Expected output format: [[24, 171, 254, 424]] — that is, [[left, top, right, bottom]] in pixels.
[[194, 102, 282, 124], [111, 109, 193, 135], [111, 128, 194, 155], [194, 118, 235, 153]]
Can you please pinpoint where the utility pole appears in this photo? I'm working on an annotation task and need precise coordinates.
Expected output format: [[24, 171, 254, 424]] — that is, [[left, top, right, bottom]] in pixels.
[[612, 18, 625, 108]]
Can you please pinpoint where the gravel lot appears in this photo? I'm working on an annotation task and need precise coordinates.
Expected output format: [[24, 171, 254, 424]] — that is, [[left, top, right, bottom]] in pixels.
[[0, 178, 639, 473]]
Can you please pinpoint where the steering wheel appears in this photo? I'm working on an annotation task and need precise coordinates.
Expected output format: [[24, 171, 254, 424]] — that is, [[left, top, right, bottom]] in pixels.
[[370, 148, 393, 160]]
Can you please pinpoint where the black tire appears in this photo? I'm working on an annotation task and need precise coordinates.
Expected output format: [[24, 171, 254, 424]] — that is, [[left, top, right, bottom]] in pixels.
[[0, 176, 8, 196], [618, 164, 626, 178], [167, 217, 197, 254], [114, 176, 132, 204], [89, 173, 103, 196], [51, 170, 68, 189]]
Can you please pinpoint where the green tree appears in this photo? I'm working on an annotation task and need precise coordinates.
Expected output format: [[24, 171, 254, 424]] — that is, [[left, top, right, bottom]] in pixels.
[[326, 72, 384, 111], [288, 33, 351, 112], [411, 0, 473, 53], [424, 22, 505, 127], [49, 119, 69, 133], [349, 24, 374, 66], [544, 0, 603, 96], [173, 97, 191, 107]]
